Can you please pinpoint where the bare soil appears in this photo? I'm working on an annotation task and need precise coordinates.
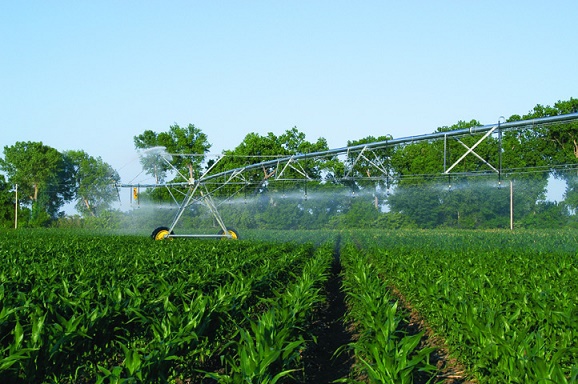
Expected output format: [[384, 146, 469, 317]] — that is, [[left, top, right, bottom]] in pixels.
[[301, 256, 355, 383]]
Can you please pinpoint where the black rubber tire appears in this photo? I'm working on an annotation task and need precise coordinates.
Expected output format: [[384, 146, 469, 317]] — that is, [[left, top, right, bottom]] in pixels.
[[151, 226, 173, 240]]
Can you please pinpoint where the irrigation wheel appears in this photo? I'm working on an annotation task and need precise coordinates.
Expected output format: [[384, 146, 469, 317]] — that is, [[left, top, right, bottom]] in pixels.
[[151, 226, 173, 240], [218, 228, 240, 240]]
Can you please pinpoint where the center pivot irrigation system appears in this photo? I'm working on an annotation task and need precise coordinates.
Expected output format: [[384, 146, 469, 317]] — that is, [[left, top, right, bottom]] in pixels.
[[118, 112, 578, 240]]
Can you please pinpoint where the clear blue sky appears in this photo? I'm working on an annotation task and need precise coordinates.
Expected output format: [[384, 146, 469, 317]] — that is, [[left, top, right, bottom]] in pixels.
[[1, 1, 577, 187]]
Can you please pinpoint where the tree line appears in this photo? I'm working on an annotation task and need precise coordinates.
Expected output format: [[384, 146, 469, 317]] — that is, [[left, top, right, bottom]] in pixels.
[[1, 97, 577, 230], [0, 145, 120, 227]]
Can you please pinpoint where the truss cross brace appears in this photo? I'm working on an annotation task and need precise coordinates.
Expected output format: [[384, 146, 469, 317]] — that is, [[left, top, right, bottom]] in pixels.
[[345, 146, 368, 179], [169, 182, 200, 233], [168, 182, 230, 236], [454, 138, 499, 173], [444, 126, 498, 174], [344, 146, 390, 179], [276, 156, 312, 180]]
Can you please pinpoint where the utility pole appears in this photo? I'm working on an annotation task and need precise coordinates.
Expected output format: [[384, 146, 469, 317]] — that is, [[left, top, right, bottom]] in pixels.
[[14, 184, 18, 229], [510, 180, 514, 230]]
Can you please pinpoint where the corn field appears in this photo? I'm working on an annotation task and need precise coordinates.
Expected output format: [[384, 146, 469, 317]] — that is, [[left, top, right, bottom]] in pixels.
[[1, 229, 577, 383]]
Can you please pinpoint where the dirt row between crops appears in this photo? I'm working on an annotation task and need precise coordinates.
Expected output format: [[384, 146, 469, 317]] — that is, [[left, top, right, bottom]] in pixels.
[[301, 236, 355, 382], [301, 237, 474, 384]]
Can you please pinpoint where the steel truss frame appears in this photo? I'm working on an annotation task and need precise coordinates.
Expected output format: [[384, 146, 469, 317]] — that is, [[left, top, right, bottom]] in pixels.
[[118, 112, 578, 239]]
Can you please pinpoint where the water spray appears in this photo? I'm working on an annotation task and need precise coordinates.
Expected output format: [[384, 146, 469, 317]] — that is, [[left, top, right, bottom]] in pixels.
[[139, 146, 173, 162]]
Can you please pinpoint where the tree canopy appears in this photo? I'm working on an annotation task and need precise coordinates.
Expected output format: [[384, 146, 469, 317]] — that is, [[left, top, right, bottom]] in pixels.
[[0, 141, 72, 225], [64, 150, 120, 216], [134, 123, 211, 183], [0, 142, 118, 226]]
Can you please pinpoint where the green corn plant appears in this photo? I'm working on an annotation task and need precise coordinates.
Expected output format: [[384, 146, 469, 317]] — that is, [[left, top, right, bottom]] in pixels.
[[95, 365, 124, 384], [207, 244, 331, 383], [0, 318, 40, 382], [340, 247, 437, 383], [353, 331, 436, 384], [214, 310, 304, 383], [342, 229, 578, 383]]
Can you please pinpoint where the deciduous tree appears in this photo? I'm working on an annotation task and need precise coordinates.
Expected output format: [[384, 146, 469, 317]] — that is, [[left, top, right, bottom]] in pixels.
[[64, 150, 120, 216], [134, 123, 211, 183], [0, 141, 73, 224], [0, 175, 15, 227]]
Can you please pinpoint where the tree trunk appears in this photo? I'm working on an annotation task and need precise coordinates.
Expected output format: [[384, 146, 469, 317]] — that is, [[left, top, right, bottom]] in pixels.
[[84, 198, 96, 216]]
